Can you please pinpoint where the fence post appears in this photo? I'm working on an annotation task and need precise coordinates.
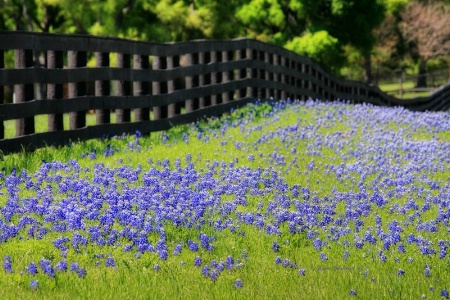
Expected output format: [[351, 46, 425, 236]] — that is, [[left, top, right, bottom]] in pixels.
[[68, 50, 87, 130], [116, 53, 131, 123], [221, 50, 230, 104], [134, 54, 150, 121], [167, 55, 176, 118], [280, 56, 287, 100], [14, 49, 35, 136], [264, 52, 270, 99], [210, 51, 217, 106], [272, 53, 279, 100], [47, 50, 64, 131], [197, 52, 205, 109], [0, 50, 4, 140], [152, 56, 162, 120], [185, 53, 194, 113], [246, 48, 253, 99], [95, 52, 111, 125], [235, 49, 244, 100]]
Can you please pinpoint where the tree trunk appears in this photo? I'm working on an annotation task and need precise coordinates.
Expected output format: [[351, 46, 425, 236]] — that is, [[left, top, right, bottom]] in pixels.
[[416, 58, 427, 88], [363, 52, 373, 84]]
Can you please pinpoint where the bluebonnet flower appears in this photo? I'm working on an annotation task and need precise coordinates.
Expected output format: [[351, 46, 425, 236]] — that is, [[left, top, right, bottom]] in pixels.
[[159, 250, 168, 261], [424, 268, 431, 277], [39, 259, 55, 278], [30, 280, 38, 290], [194, 256, 202, 267], [56, 260, 67, 272], [3, 255, 12, 273], [397, 269, 405, 276], [439, 246, 447, 259], [272, 241, 280, 252], [210, 260, 218, 268], [202, 266, 210, 278], [77, 268, 87, 278], [283, 259, 291, 268], [241, 250, 248, 260], [298, 269, 306, 276], [275, 256, 282, 264], [70, 262, 79, 273], [153, 264, 160, 271], [235, 279, 243, 288], [320, 252, 328, 261], [106, 257, 116, 267], [187, 240, 199, 252], [209, 269, 218, 282], [349, 290, 357, 296], [173, 243, 182, 256], [343, 250, 350, 261], [441, 289, 449, 299], [27, 262, 38, 275], [226, 256, 234, 270], [313, 238, 323, 251]]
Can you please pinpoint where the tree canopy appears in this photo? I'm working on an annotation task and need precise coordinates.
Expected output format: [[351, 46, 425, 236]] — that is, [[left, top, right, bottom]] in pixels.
[[1, 0, 449, 83]]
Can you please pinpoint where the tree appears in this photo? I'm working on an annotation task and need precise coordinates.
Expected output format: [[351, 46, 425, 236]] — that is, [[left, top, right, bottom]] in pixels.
[[235, 0, 386, 82], [399, 0, 450, 87], [301, 0, 386, 83], [235, 0, 307, 45], [285, 30, 343, 73]]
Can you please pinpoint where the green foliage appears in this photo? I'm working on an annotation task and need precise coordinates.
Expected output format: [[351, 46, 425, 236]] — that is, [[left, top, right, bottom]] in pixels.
[[285, 30, 344, 72], [382, 0, 410, 14], [235, 0, 307, 44]]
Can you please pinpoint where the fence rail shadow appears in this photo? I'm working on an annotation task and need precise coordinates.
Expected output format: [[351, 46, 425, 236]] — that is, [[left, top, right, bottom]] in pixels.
[[1, 31, 449, 154]]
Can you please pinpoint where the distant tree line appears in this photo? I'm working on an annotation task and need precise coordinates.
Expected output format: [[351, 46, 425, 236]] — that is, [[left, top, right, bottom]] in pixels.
[[1, 0, 450, 87]]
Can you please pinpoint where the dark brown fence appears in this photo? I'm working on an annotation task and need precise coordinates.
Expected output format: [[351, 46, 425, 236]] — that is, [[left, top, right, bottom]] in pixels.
[[1, 31, 449, 154]]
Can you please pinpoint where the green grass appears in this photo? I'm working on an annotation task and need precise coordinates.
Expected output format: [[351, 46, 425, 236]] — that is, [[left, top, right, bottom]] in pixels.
[[377, 80, 432, 99], [0, 101, 449, 299]]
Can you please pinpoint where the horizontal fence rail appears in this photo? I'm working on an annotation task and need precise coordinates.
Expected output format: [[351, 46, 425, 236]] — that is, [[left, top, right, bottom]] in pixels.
[[1, 31, 449, 154]]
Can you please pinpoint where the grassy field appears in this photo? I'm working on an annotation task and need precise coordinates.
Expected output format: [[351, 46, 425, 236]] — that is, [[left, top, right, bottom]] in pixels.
[[1, 100, 450, 299], [377, 80, 431, 99]]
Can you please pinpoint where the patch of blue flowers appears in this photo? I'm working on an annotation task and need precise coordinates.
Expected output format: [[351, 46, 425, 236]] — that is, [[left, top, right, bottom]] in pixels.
[[1, 100, 450, 295]]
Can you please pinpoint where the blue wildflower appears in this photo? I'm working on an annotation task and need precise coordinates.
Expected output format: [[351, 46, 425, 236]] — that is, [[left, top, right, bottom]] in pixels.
[[226, 256, 234, 270], [202, 266, 210, 278], [275, 256, 282, 264], [30, 280, 38, 290], [27, 262, 38, 276], [70, 262, 79, 273], [194, 256, 202, 267], [441, 289, 449, 299], [272, 241, 280, 252], [343, 250, 350, 261], [77, 268, 87, 278], [106, 257, 116, 267], [235, 279, 243, 288], [56, 260, 67, 272], [209, 269, 218, 282], [3, 255, 12, 273]]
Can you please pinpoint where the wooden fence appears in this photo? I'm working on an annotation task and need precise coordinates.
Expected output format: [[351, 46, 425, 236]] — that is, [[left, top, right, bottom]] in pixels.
[[1, 31, 450, 154]]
